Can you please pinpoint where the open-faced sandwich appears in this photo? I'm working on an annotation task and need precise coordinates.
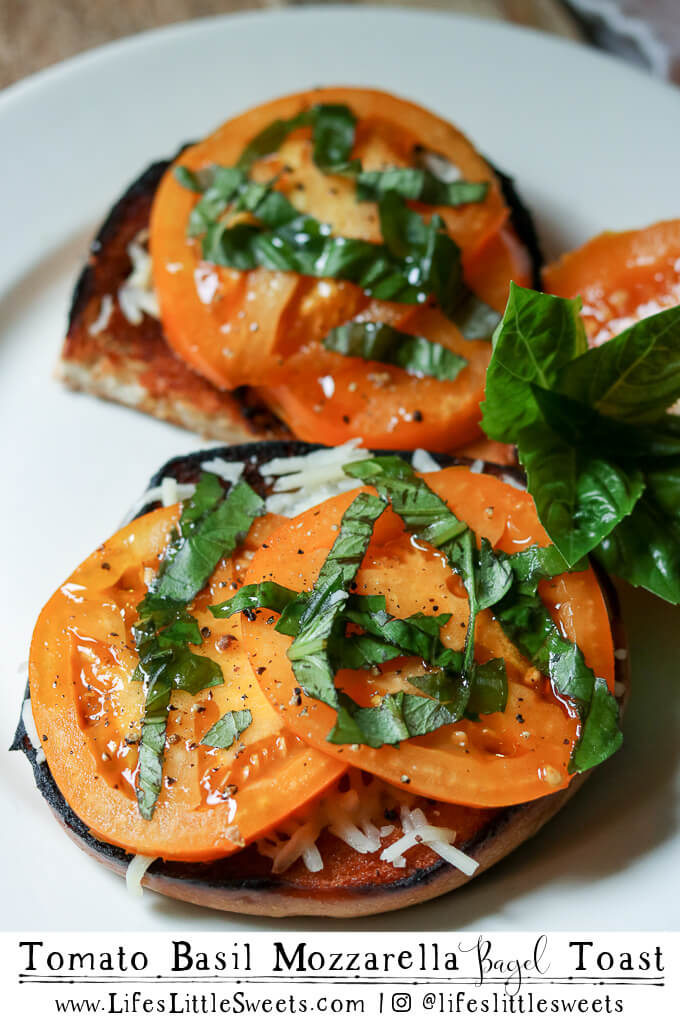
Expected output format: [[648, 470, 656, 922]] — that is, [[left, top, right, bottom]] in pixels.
[[59, 87, 540, 462], [16, 432, 629, 917]]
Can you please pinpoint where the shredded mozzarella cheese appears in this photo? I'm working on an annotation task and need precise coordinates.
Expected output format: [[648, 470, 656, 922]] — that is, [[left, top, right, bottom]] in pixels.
[[501, 472, 525, 490], [200, 457, 245, 484], [261, 440, 370, 517], [88, 294, 114, 336], [125, 854, 156, 897], [419, 150, 461, 183], [379, 806, 478, 876], [256, 771, 478, 878], [412, 448, 441, 473], [118, 230, 160, 325], [127, 478, 197, 519]]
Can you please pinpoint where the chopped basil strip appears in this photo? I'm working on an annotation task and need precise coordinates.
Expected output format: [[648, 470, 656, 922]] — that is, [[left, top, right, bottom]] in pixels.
[[493, 561, 622, 773], [286, 493, 386, 709], [237, 111, 313, 172], [311, 103, 360, 173], [235, 103, 358, 175], [322, 321, 467, 381], [464, 659, 508, 718], [151, 477, 264, 605], [329, 689, 459, 749], [210, 581, 300, 620], [356, 167, 488, 207], [133, 474, 264, 820], [200, 709, 252, 750], [133, 616, 223, 820], [342, 595, 462, 673], [346, 455, 622, 771], [482, 283, 680, 601]]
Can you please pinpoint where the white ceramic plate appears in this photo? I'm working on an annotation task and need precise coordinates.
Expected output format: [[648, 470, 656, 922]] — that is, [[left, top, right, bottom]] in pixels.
[[1, 6, 678, 932]]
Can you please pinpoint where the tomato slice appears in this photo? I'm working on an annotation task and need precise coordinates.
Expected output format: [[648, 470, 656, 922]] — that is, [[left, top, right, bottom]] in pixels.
[[256, 226, 531, 451], [29, 506, 345, 861], [240, 468, 615, 808], [150, 87, 509, 391], [543, 218, 680, 345]]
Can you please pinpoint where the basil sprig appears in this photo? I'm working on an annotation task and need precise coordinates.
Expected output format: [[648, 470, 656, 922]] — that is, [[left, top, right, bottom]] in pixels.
[[482, 284, 680, 602], [344, 455, 622, 772], [132, 474, 264, 819], [322, 321, 467, 381]]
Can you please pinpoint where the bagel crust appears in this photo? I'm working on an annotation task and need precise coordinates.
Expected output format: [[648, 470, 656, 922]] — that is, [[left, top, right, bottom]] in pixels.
[[14, 443, 629, 917]]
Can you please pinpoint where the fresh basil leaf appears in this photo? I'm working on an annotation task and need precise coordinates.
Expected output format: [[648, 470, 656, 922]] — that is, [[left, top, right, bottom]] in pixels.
[[328, 690, 458, 748], [569, 678, 623, 773], [476, 538, 514, 610], [356, 167, 488, 207], [133, 473, 264, 820], [298, 492, 386, 630], [442, 529, 479, 682], [326, 630, 405, 670], [345, 455, 468, 547], [135, 594, 201, 641], [154, 479, 264, 604], [409, 670, 469, 722], [173, 165, 204, 193], [323, 321, 467, 381], [343, 598, 462, 672], [466, 658, 508, 717], [593, 474, 680, 604], [558, 304, 680, 424], [481, 284, 587, 440], [502, 543, 586, 587], [494, 576, 620, 772], [202, 200, 440, 306], [200, 709, 252, 750], [286, 492, 386, 709], [136, 670, 172, 820], [210, 581, 299, 619], [453, 290, 503, 341], [312, 103, 359, 172], [518, 420, 645, 565], [186, 167, 248, 237], [236, 104, 357, 175], [236, 111, 313, 172], [134, 641, 223, 820]]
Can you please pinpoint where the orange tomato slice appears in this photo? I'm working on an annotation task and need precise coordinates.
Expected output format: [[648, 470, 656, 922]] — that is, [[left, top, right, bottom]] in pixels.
[[150, 87, 509, 391], [29, 506, 345, 861], [256, 226, 532, 451], [543, 218, 680, 345], [240, 468, 615, 808]]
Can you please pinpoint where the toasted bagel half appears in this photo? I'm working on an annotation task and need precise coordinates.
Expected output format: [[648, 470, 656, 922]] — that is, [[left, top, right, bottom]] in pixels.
[[15, 442, 627, 917]]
